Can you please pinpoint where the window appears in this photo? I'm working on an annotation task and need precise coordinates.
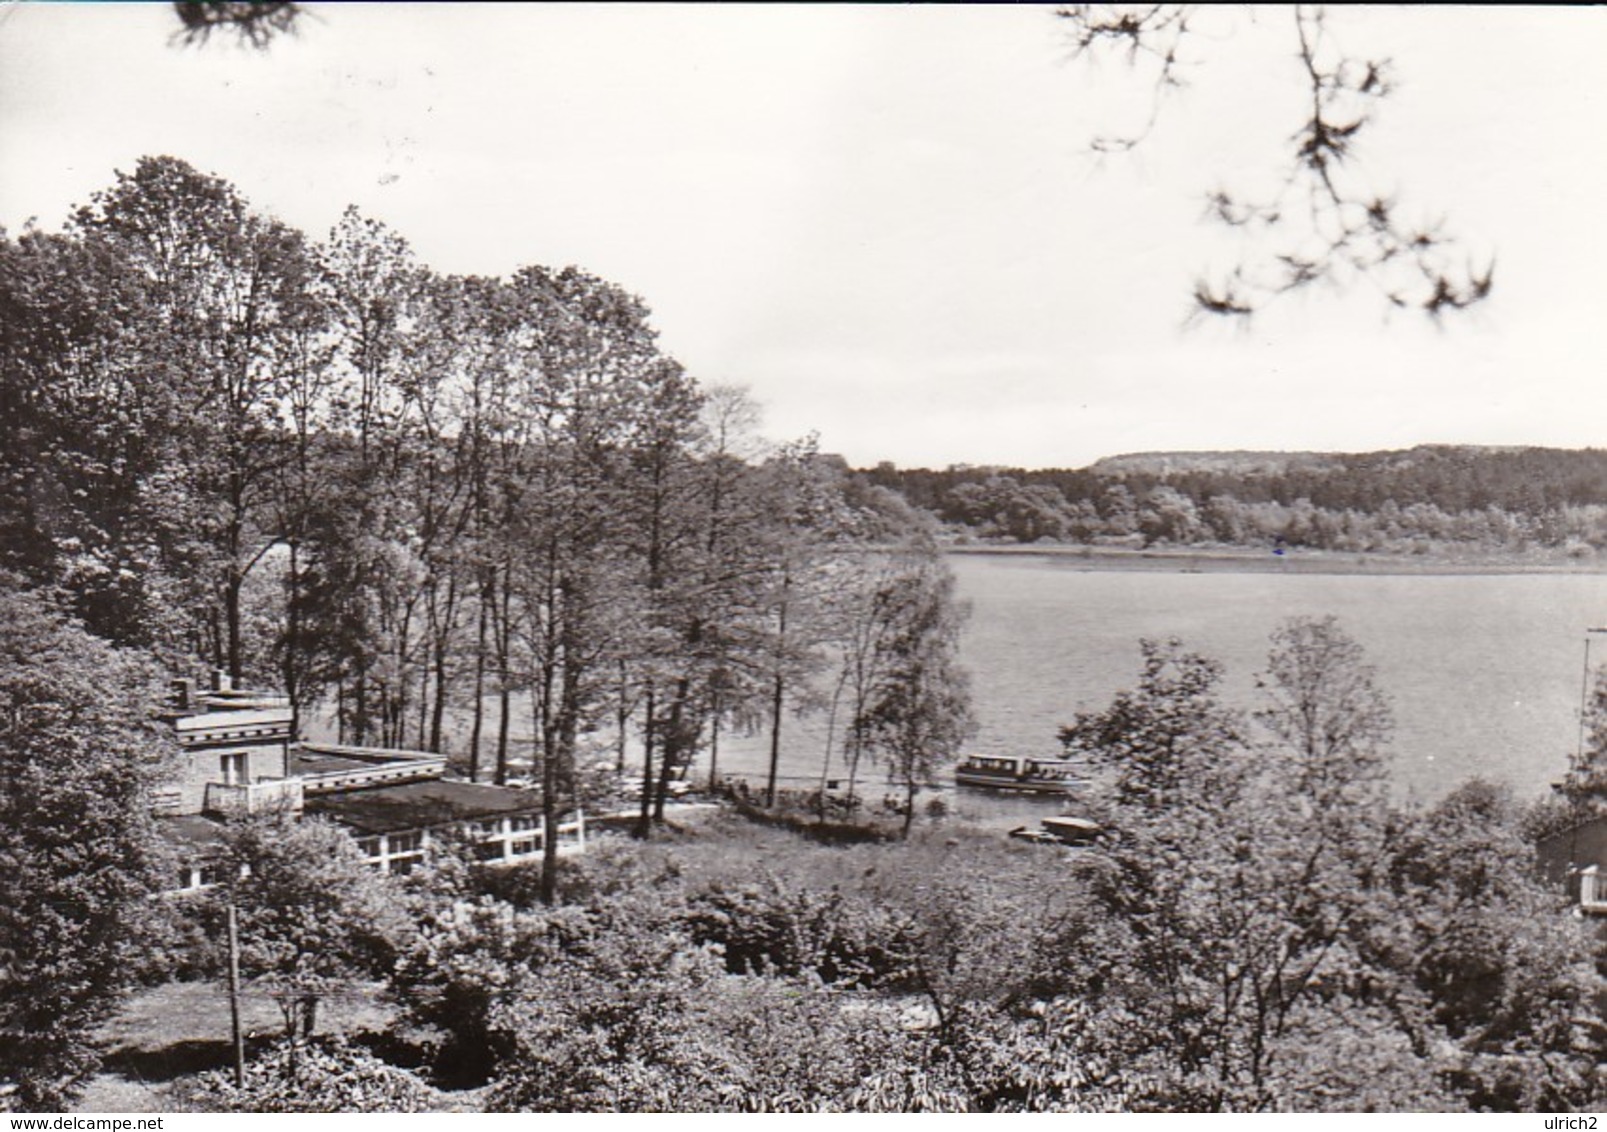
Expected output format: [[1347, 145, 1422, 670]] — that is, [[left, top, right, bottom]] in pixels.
[[383, 831, 425, 875], [387, 832, 424, 855], [178, 863, 227, 891], [219, 751, 247, 786]]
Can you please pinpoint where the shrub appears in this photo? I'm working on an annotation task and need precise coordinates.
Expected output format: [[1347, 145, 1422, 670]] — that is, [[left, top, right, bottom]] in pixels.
[[181, 1036, 438, 1112], [389, 897, 592, 1084], [683, 876, 914, 987], [488, 958, 935, 1112]]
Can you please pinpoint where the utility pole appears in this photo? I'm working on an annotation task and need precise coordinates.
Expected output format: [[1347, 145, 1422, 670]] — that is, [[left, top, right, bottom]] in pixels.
[[226, 897, 245, 1088]]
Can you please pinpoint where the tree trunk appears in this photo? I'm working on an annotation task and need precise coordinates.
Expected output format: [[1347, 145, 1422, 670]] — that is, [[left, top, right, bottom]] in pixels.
[[353, 669, 369, 744], [816, 677, 847, 821], [429, 628, 450, 755], [495, 683, 512, 786], [845, 731, 864, 820], [494, 569, 513, 785], [467, 569, 492, 782], [428, 572, 459, 753], [635, 684, 656, 839], [765, 671, 784, 808], [616, 661, 630, 774], [417, 638, 431, 749], [225, 568, 244, 685], [708, 696, 722, 791], [283, 540, 302, 735], [653, 678, 689, 824], [226, 899, 244, 1089], [765, 572, 791, 808], [541, 655, 579, 906]]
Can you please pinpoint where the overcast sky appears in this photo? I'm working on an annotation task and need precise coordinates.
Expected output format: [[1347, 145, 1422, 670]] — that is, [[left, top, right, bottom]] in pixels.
[[2, 4, 1603, 469]]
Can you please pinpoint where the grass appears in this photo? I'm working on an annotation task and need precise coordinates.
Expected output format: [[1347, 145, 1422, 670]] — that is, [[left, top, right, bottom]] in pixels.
[[568, 805, 1060, 903], [79, 979, 396, 1112]]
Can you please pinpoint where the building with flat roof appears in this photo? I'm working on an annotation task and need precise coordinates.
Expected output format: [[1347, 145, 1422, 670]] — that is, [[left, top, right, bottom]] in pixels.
[[159, 674, 583, 891]]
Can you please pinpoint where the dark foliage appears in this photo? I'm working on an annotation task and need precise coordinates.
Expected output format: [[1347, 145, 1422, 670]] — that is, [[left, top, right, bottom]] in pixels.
[[0, 583, 172, 1108], [860, 445, 1607, 555], [172, 2, 302, 49]]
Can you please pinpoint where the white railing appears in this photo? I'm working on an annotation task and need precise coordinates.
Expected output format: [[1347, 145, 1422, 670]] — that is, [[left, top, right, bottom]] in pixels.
[[204, 777, 306, 816]]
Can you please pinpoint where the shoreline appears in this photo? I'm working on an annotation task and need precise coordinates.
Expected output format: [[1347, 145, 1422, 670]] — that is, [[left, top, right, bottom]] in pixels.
[[942, 542, 1607, 577]]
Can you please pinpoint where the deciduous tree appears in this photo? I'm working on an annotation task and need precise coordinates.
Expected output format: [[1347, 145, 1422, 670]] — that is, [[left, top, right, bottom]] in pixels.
[[0, 583, 171, 1109], [204, 812, 402, 1080], [855, 553, 976, 836], [73, 156, 325, 684]]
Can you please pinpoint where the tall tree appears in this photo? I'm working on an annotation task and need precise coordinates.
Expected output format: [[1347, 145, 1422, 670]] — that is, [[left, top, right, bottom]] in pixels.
[[0, 583, 171, 1109], [1041, 623, 1602, 1111], [1058, 637, 1246, 813], [494, 266, 699, 892], [686, 384, 773, 789], [312, 207, 429, 745], [72, 156, 324, 683], [0, 227, 187, 649], [1053, 634, 1389, 1107], [855, 552, 976, 836], [1255, 613, 1392, 810], [748, 439, 852, 809]]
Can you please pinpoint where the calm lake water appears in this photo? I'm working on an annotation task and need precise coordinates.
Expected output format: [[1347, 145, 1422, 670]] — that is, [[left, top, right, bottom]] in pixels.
[[716, 552, 1607, 814]]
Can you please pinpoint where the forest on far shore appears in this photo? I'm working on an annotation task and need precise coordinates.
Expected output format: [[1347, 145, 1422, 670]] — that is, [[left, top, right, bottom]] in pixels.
[[858, 446, 1607, 557]]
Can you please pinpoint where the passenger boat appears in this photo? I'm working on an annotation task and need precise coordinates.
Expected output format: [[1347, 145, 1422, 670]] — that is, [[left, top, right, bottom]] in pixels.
[[953, 754, 1078, 793]]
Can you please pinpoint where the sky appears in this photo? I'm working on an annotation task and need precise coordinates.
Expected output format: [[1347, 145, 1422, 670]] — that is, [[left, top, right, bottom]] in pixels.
[[2, 3, 1603, 469]]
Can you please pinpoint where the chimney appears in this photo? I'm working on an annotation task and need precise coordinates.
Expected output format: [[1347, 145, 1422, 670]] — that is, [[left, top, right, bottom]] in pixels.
[[211, 669, 232, 693], [172, 678, 195, 710]]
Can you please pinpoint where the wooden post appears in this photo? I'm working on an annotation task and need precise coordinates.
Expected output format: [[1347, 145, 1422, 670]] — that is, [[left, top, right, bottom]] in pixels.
[[226, 898, 245, 1088]]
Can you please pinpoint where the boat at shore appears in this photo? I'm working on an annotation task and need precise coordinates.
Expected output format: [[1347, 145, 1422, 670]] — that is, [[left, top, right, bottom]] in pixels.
[[954, 754, 1078, 794], [1009, 815, 1101, 846]]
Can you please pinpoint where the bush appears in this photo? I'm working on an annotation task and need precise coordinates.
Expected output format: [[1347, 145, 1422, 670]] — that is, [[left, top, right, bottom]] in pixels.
[[389, 897, 593, 1084], [487, 954, 936, 1112], [684, 876, 914, 987], [180, 1035, 438, 1112]]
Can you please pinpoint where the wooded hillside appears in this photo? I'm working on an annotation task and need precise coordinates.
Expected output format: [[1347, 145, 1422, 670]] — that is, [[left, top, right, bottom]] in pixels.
[[859, 446, 1607, 554]]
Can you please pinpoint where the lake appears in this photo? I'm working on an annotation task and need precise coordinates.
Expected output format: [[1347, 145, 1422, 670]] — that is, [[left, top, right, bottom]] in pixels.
[[714, 551, 1607, 814]]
